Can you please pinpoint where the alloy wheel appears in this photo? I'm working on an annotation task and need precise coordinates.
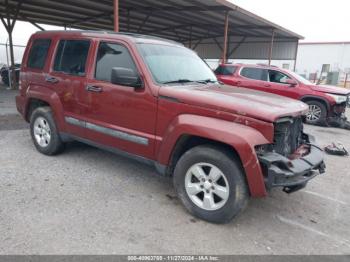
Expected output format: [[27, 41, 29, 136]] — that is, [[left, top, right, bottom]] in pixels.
[[185, 163, 230, 211], [306, 104, 322, 122], [33, 116, 51, 147]]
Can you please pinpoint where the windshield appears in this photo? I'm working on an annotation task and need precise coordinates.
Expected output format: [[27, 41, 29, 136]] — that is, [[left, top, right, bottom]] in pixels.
[[137, 43, 217, 85], [287, 70, 313, 85]]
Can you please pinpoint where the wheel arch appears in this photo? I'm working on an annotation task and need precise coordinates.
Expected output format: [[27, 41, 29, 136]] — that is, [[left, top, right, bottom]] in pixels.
[[166, 134, 243, 177], [300, 95, 330, 112], [157, 114, 271, 197], [26, 98, 50, 122], [25, 85, 65, 131]]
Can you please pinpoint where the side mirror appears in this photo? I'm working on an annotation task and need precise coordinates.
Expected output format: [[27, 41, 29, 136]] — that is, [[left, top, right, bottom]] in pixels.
[[285, 79, 298, 87], [111, 67, 142, 88]]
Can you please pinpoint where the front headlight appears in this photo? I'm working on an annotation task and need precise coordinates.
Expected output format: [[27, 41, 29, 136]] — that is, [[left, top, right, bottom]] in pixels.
[[326, 93, 348, 104]]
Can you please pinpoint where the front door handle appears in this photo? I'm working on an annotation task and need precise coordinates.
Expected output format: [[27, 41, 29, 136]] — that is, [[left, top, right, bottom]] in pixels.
[[264, 83, 271, 87], [45, 76, 59, 83], [86, 85, 103, 93]]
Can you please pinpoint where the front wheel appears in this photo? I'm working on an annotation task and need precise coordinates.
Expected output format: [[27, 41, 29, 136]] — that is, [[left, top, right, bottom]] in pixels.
[[305, 100, 327, 125], [173, 145, 249, 224]]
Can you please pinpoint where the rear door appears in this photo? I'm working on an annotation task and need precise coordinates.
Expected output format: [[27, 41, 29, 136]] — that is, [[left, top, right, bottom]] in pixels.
[[48, 38, 92, 137], [237, 67, 269, 92]]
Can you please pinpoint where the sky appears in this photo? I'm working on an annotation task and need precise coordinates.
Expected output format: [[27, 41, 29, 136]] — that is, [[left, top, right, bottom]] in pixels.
[[1, 0, 350, 62], [232, 0, 350, 42]]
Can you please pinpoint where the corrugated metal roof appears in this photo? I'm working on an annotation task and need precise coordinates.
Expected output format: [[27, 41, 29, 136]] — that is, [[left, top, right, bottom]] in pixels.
[[0, 0, 303, 42]]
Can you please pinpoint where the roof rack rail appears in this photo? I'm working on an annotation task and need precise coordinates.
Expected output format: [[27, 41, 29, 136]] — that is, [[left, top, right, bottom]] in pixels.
[[256, 63, 279, 68], [35, 30, 182, 46]]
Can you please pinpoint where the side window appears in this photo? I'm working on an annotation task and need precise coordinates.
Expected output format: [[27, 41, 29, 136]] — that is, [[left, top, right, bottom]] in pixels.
[[53, 40, 90, 76], [27, 39, 51, 69], [268, 70, 291, 84], [214, 65, 237, 75], [240, 67, 268, 81], [95, 42, 137, 82]]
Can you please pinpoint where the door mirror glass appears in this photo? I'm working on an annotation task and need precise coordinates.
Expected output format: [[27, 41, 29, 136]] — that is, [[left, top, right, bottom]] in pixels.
[[111, 67, 142, 88]]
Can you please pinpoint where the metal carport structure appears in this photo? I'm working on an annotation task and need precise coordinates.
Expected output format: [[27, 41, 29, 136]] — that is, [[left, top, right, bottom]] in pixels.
[[0, 0, 303, 87]]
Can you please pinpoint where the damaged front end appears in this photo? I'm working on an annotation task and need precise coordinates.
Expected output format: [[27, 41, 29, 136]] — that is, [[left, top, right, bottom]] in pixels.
[[256, 117, 326, 193], [328, 102, 350, 130]]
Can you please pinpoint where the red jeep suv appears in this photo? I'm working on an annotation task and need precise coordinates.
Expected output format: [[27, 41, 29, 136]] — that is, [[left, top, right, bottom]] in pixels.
[[215, 64, 350, 128], [16, 31, 325, 223]]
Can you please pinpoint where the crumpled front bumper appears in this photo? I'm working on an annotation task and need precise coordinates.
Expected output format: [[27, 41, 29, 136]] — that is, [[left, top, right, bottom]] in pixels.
[[258, 144, 326, 193]]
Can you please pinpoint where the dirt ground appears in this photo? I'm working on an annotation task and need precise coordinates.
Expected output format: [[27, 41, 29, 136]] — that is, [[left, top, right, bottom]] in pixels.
[[1, 87, 350, 254]]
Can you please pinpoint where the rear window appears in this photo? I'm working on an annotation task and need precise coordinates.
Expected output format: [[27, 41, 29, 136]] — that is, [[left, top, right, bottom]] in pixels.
[[53, 40, 90, 76], [27, 39, 51, 69], [240, 67, 268, 81], [214, 65, 237, 75]]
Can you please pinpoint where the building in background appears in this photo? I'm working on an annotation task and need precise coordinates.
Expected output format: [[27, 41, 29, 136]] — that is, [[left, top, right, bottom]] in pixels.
[[295, 42, 350, 86]]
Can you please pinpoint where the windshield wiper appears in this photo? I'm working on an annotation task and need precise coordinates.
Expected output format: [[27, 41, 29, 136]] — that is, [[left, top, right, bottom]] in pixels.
[[162, 79, 218, 85], [162, 79, 194, 84], [196, 79, 218, 84]]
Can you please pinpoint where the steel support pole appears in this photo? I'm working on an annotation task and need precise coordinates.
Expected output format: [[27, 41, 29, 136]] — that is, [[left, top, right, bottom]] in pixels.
[[3, 0, 18, 89], [189, 26, 192, 49], [221, 11, 229, 64], [344, 73, 348, 88], [8, 30, 16, 89], [5, 42, 12, 89], [268, 29, 275, 66], [114, 0, 119, 32], [293, 40, 299, 71]]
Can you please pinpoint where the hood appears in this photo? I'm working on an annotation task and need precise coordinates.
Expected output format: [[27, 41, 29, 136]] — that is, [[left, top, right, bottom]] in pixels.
[[159, 84, 308, 123], [308, 84, 350, 95]]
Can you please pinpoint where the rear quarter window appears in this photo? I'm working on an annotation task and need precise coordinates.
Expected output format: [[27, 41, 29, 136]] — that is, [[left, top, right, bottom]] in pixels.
[[214, 65, 237, 75], [27, 39, 51, 69]]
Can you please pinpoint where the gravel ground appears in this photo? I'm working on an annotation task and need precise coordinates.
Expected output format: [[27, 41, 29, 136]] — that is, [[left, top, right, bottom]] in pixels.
[[0, 88, 350, 255]]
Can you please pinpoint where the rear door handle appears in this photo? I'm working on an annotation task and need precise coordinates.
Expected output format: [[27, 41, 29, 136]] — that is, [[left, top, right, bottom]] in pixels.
[[86, 85, 103, 93], [45, 76, 59, 83], [264, 83, 271, 87]]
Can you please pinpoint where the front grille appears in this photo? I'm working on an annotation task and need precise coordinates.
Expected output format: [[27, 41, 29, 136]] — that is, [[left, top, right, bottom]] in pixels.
[[273, 117, 303, 157]]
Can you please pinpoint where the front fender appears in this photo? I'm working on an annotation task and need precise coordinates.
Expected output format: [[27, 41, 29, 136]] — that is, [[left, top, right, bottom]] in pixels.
[[25, 85, 66, 131], [157, 114, 272, 197]]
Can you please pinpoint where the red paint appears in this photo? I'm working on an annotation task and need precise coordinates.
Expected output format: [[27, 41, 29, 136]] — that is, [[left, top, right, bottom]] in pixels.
[[16, 31, 318, 198], [216, 64, 350, 118]]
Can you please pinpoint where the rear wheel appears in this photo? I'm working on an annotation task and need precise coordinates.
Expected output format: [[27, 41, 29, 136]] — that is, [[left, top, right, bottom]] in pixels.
[[173, 145, 249, 224], [30, 107, 65, 155], [305, 100, 327, 125]]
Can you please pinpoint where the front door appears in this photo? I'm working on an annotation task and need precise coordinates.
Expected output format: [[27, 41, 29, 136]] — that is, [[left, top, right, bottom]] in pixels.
[[83, 41, 157, 159], [267, 69, 300, 100]]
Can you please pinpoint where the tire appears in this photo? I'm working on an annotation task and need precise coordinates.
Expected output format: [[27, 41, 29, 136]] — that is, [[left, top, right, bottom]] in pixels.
[[29, 106, 65, 155], [2, 75, 9, 86], [305, 100, 327, 125], [343, 121, 350, 130], [173, 145, 249, 224]]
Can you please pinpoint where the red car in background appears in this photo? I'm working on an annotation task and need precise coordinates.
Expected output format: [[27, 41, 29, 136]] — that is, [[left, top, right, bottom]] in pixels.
[[215, 63, 350, 128]]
